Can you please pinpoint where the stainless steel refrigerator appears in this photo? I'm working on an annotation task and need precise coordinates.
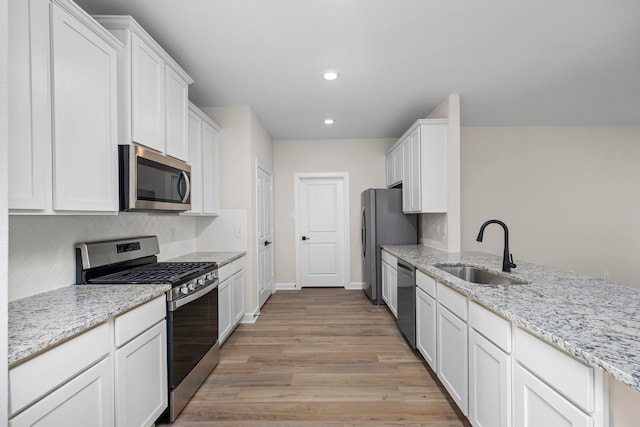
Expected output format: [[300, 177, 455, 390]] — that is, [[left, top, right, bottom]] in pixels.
[[361, 188, 418, 304]]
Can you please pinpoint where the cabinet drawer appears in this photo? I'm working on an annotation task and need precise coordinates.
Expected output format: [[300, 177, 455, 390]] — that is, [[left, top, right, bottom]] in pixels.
[[9, 323, 110, 416], [416, 270, 436, 297], [469, 301, 512, 353], [437, 282, 467, 321], [219, 257, 244, 282], [381, 250, 397, 266], [114, 295, 166, 347], [515, 328, 595, 412]]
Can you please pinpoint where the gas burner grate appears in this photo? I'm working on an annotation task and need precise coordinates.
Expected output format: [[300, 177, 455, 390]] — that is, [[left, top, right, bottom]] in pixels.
[[88, 262, 216, 285]]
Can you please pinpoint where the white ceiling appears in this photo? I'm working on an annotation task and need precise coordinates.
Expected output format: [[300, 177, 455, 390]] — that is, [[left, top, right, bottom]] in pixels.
[[75, 0, 640, 140]]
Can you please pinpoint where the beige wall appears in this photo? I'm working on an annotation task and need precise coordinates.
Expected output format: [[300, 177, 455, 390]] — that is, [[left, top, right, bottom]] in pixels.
[[461, 125, 640, 288], [273, 138, 394, 286], [1, 0, 9, 416]]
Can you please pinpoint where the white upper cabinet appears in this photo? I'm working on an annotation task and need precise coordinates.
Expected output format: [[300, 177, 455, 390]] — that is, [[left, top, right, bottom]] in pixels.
[[386, 119, 448, 213], [95, 15, 194, 161], [8, 0, 122, 214], [130, 33, 165, 152], [183, 103, 221, 216]]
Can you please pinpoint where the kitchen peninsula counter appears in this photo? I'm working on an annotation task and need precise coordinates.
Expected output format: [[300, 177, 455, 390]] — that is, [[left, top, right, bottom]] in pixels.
[[383, 244, 640, 392]]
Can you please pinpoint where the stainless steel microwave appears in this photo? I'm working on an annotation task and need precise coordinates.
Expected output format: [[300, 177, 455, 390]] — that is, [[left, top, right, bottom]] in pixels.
[[118, 145, 191, 212]]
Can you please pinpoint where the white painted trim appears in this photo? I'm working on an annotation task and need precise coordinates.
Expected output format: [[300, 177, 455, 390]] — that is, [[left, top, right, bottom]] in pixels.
[[276, 282, 299, 291], [294, 172, 351, 289], [346, 282, 364, 290], [240, 307, 260, 324]]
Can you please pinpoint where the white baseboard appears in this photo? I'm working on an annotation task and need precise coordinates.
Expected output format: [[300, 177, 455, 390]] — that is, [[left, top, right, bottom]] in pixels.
[[276, 282, 299, 291], [240, 307, 260, 324], [345, 281, 364, 290]]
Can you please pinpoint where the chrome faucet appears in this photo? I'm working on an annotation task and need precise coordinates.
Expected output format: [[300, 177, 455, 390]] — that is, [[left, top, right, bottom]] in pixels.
[[476, 219, 517, 273]]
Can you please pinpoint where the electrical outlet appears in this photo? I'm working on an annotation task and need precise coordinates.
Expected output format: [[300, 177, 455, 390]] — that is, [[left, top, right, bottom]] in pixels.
[[604, 270, 610, 280], [234, 226, 242, 237], [170, 228, 176, 241]]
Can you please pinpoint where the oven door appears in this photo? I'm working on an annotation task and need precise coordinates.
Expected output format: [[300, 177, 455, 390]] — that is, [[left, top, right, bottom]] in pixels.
[[167, 283, 218, 389]]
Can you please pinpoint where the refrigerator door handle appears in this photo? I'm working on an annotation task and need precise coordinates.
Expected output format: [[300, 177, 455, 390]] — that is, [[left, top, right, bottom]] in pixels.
[[361, 208, 366, 259]]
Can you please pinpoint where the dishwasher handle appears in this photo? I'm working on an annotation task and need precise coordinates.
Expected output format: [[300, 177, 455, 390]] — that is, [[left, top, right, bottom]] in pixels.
[[397, 261, 415, 273]]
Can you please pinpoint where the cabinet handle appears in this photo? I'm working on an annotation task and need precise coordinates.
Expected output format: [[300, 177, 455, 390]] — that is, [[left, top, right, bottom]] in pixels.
[[301, 236, 310, 241]]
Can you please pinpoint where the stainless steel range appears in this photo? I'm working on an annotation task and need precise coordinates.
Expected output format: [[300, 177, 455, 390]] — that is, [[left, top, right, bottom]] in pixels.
[[75, 236, 219, 423]]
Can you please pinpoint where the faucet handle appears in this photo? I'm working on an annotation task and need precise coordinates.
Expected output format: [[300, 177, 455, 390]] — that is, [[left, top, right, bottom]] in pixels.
[[509, 254, 517, 269]]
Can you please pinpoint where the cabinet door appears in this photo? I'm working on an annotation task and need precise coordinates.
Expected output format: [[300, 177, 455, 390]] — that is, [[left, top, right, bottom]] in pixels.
[[389, 264, 398, 318], [8, 0, 50, 210], [165, 66, 189, 160], [10, 358, 114, 427], [186, 109, 203, 214], [514, 364, 591, 427], [402, 129, 421, 213], [131, 33, 165, 152], [392, 145, 403, 184], [218, 278, 232, 344], [437, 303, 468, 415], [115, 321, 167, 427], [416, 287, 437, 371], [469, 329, 511, 427], [385, 152, 394, 187], [232, 270, 245, 325], [381, 261, 390, 305], [201, 120, 220, 215], [50, 4, 118, 212]]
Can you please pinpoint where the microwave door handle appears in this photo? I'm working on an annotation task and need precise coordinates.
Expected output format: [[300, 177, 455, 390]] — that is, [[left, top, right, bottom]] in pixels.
[[178, 171, 190, 203]]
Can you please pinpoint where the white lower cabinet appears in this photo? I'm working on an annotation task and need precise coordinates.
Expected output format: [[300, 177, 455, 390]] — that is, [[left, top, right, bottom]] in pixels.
[[468, 301, 512, 427], [409, 268, 609, 427], [115, 321, 167, 427], [468, 329, 511, 427], [514, 364, 591, 427], [219, 257, 246, 345], [10, 357, 114, 427], [8, 296, 167, 427], [437, 303, 468, 415], [381, 250, 398, 317], [416, 286, 437, 371]]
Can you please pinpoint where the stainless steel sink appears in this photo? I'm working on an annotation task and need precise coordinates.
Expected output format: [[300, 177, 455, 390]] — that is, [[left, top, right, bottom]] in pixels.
[[435, 264, 528, 285]]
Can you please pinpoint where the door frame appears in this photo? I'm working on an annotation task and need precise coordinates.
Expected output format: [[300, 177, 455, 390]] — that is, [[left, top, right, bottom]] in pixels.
[[294, 172, 351, 289]]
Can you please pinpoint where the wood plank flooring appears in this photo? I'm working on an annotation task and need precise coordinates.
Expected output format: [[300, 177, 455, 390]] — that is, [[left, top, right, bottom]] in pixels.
[[160, 288, 470, 427]]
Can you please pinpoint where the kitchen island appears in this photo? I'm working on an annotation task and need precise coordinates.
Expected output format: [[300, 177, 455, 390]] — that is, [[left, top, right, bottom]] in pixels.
[[383, 245, 640, 391]]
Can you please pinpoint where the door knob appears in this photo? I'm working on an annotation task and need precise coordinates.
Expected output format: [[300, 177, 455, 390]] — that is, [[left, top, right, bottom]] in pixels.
[[301, 236, 310, 241]]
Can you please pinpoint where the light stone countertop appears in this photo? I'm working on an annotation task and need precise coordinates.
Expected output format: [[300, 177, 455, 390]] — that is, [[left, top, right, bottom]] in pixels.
[[166, 251, 246, 266], [382, 244, 640, 392], [8, 251, 246, 367], [8, 284, 170, 366]]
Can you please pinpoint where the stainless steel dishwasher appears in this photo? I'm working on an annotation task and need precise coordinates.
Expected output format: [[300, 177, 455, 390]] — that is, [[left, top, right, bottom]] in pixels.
[[397, 260, 416, 348]]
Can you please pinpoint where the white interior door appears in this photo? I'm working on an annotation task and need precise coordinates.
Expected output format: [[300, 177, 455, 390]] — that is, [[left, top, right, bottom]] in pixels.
[[257, 164, 274, 309], [296, 174, 348, 287]]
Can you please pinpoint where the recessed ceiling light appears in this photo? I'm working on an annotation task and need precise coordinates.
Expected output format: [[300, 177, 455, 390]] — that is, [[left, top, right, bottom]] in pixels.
[[322, 70, 339, 81], [324, 118, 335, 125]]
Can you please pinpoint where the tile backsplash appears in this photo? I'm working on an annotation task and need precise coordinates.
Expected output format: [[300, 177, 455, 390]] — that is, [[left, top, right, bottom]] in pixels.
[[8, 213, 198, 301]]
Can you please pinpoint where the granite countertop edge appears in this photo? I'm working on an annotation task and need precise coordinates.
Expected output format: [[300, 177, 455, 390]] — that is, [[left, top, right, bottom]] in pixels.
[[8, 251, 246, 367], [382, 244, 640, 391]]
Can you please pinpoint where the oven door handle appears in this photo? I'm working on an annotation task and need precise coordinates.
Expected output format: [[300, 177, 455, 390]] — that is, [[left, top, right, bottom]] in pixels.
[[168, 281, 218, 311]]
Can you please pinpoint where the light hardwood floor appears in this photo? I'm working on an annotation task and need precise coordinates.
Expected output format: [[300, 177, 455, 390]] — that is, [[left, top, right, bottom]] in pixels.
[[161, 288, 470, 427]]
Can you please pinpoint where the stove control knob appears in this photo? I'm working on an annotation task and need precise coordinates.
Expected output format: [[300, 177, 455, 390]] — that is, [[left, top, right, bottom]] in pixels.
[[197, 278, 205, 286], [189, 282, 197, 291], [180, 286, 189, 295], [206, 273, 213, 281]]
